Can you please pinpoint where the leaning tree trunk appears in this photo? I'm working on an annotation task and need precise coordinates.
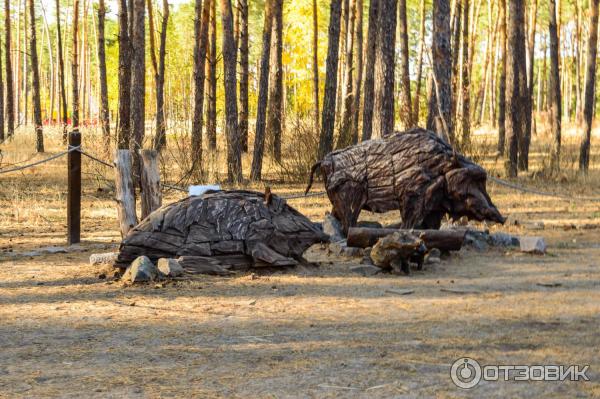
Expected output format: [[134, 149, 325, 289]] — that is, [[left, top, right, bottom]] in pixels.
[[548, 0, 561, 172], [29, 0, 44, 152], [505, 0, 528, 177], [427, 0, 453, 143], [220, 0, 243, 182], [497, 0, 507, 155], [250, 0, 274, 181], [350, 0, 363, 144], [267, 0, 284, 162], [191, 0, 210, 173], [461, 0, 471, 147], [361, 0, 379, 141], [238, 0, 249, 152], [153, 0, 169, 150], [97, 0, 110, 153], [207, 0, 217, 150], [373, 0, 397, 138], [312, 0, 320, 135], [5, 0, 14, 138], [56, 0, 68, 143], [72, 0, 80, 128], [317, 0, 343, 159], [398, 0, 413, 129], [117, 0, 131, 149], [579, 0, 599, 172]]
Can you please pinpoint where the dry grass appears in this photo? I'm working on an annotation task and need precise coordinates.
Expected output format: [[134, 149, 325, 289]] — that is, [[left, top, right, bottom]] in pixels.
[[1, 125, 600, 398]]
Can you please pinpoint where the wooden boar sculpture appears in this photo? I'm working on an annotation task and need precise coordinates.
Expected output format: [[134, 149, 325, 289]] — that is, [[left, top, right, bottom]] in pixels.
[[306, 128, 505, 234], [115, 190, 327, 269]]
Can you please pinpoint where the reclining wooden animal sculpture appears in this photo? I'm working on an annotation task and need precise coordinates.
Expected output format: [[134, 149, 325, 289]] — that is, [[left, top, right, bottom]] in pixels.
[[306, 128, 505, 234]]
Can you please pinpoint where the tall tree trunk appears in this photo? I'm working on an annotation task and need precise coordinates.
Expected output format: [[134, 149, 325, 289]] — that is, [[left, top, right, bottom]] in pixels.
[[350, 0, 363, 144], [398, 0, 412, 128], [579, 0, 599, 172], [519, 0, 537, 171], [412, 0, 426, 124], [97, 0, 110, 152], [497, 0, 506, 154], [130, 0, 146, 183], [206, 0, 217, 150], [427, 0, 453, 143], [0, 34, 4, 142], [220, 0, 242, 182], [372, 0, 397, 137], [191, 0, 210, 172], [5, 0, 15, 137], [72, 0, 80, 128], [312, 0, 320, 135], [117, 0, 131, 148], [361, 0, 378, 140], [450, 0, 461, 126], [238, 0, 249, 152], [152, 0, 169, 150], [338, 0, 356, 148], [29, 0, 44, 152], [250, 0, 274, 181], [547, 0, 561, 171], [505, 0, 527, 177], [461, 0, 470, 147], [267, 0, 283, 162], [56, 0, 68, 142], [317, 0, 342, 158]]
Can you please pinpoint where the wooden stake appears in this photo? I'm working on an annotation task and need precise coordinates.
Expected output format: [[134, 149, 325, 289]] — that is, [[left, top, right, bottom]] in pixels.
[[67, 130, 81, 245], [140, 149, 161, 219], [114, 149, 138, 237]]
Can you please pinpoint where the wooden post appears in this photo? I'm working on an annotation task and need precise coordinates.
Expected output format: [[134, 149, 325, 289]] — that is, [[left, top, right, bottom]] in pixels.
[[114, 149, 138, 237], [140, 149, 162, 219], [67, 130, 81, 245]]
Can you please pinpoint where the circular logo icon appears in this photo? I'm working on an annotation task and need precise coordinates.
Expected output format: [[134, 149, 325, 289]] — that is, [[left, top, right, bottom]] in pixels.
[[451, 358, 482, 389]]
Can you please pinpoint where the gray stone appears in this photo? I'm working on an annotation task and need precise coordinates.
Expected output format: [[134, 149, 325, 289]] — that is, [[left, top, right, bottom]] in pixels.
[[464, 230, 489, 251], [157, 258, 184, 277], [490, 232, 520, 247], [89, 252, 119, 265], [40, 246, 68, 254], [328, 241, 363, 258], [520, 236, 547, 254], [349, 264, 382, 276], [425, 248, 442, 264], [123, 256, 159, 283], [323, 213, 345, 243]]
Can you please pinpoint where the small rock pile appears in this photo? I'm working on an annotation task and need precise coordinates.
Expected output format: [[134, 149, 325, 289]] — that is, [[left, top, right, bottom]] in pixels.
[[121, 256, 185, 283]]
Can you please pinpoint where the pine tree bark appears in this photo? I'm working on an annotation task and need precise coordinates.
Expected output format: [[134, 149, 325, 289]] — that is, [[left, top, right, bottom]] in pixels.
[[207, 0, 217, 150], [361, 0, 378, 141], [152, 0, 169, 150], [497, 0, 506, 154], [398, 0, 413, 129], [519, 0, 537, 171], [461, 0, 470, 146], [56, 0, 68, 142], [373, 0, 397, 137], [317, 0, 342, 158], [191, 0, 210, 172], [97, 0, 110, 152], [5, 0, 15, 137], [238, 0, 249, 152], [130, 0, 146, 172], [579, 0, 599, 172], [350, 0, 363, 144], [117, 0, 131, 149], [505, 0, 528, 177], [72, 0, 80, 128], [0, 37, 4, 142], [250, 0, 274, 181], [312, 0, 320, 135], [548, 0, 561, 171], [412, 0, 426, 124], [220, 0, 242, 182], [29, 0, 44, 152], [427, 0, 453, 143], [267, 0, 283, 162], [338, 0, 356, 148]]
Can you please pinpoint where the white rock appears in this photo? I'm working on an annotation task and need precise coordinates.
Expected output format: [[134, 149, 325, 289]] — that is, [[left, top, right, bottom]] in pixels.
[[157, 258, 184, 277], [323, 213, 345, 243], [520, 236, 547, 254], [189, 185, 221, 196], [89, 252, 119, 265]]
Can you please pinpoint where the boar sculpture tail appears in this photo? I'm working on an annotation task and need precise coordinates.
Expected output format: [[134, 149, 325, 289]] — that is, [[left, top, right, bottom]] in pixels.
[[305, 161, 322, 194]]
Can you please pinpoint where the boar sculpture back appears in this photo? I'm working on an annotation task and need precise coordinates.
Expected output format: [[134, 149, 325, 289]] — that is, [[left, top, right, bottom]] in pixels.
[[306, 128, 505, 234]]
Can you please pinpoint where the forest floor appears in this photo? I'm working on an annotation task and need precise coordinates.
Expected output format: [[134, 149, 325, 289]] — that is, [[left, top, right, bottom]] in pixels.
[[1, 127, 600, 398]]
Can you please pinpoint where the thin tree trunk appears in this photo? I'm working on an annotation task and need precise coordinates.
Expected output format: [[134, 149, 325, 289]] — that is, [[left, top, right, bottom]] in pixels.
[[220, 0, 242, 182], [505, 0, 527, 177], [579, 0, 599, 172], [130, 0, 146, 183], [151, 0, 168, 150], [29, 0, 43, 151], [5, 0, 15, 137], [548, 0, 561, 171], [350, 0, 363, 144], [56, 0, 68, 142], [97, 0, 110, 152], [373, 0, 397, 137], [117, 0, 131, 148], [267, 0, 283, 162], [72, 0, 80, 128], [412, 0, 426, 124], [0, 42, 3, 142], [238, 0, 249, 152], [317, 0, 342, 158], [461, 0, 471, 147], [361, 0, 378, 140], [497, 0, 506, 154], [312, 0, 320, 135], [338, 0, 356, 148], [206, 0, 217, 150], [191, 0, 210, 172], [519, 0, 537, 171], [451, 0, 461, 125], [250, 0, 274, 181], [398, 0, 413, 128]]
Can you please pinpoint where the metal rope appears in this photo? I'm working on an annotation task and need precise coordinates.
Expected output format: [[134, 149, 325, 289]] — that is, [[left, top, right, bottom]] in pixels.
[[488, 175, 600, 202], [0, 145, 80, 175]]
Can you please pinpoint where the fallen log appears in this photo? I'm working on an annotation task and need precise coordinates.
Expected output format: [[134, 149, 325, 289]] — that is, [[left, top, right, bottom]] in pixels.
[[347, 227, 466, 251]]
